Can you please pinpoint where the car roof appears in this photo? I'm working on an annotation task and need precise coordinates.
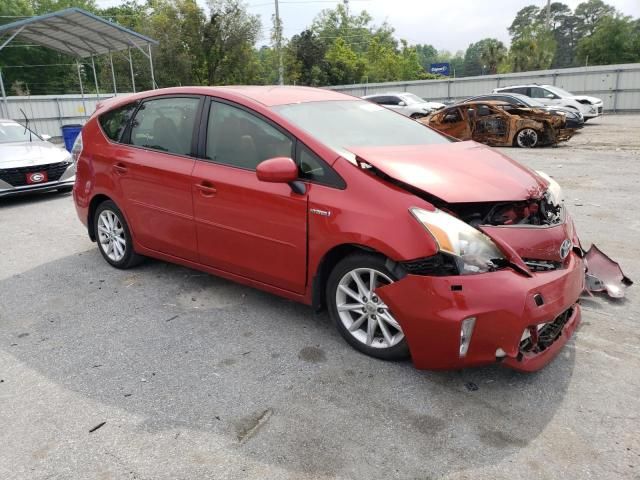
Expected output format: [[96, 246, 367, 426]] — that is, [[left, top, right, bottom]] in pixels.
[[497, 84, 551, 89], [363, 92, 408, 98], [96, 85, 356, 114], [452, 100, 512, 107]]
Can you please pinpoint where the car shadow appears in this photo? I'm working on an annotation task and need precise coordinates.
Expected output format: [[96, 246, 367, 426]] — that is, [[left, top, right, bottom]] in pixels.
[[0, 251, 579, 479], [0, 189, 71, 208]]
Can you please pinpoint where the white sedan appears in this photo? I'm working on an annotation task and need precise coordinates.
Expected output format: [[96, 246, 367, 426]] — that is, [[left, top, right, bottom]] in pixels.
[[363, 92, 446, 119], [0, 119, 76, 197]]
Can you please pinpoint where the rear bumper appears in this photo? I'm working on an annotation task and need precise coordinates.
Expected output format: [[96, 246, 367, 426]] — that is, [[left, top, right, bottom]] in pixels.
[[376, 253, 585, 372]]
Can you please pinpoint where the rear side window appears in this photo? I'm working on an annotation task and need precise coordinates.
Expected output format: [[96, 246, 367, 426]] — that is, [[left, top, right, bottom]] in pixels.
[[129, 97, 199, 155], [99, 102, 137, 142]]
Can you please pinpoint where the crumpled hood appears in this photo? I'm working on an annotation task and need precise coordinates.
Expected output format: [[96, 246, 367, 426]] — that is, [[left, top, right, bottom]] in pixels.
[[0, 141, 71, 169], [570, 95, 602, 105], [347, 141, 549, 203]]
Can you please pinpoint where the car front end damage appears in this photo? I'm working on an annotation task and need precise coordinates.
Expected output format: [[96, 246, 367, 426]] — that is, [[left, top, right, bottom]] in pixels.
[[374, 179, 626, 371]]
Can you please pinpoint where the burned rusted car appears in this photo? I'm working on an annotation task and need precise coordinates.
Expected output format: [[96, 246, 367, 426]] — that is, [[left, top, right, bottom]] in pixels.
[[420, 101, 575, 148]]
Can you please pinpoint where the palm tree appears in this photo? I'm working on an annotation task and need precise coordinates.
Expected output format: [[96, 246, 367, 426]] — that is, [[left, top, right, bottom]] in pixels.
[[479, 39, 507, 74]]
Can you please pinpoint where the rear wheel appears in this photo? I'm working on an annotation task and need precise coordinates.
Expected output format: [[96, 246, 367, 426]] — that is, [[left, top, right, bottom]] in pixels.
[[327, 253, 409, 360], [515, 128, 539, 148], [94, 200, 143, 269]]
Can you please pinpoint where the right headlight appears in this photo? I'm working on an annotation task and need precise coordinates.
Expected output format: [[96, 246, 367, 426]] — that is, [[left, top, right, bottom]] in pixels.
[[410, 207, 505, 274]]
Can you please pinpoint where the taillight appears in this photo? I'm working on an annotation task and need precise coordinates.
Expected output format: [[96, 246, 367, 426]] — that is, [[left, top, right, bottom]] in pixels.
[[71, 131, 83, 163]]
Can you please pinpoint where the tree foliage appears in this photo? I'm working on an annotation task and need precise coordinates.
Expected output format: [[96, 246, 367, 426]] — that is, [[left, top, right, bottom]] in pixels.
[[1, 0, 639, 94]]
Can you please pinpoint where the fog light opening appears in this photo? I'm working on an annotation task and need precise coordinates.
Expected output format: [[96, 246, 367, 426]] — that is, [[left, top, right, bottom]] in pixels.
[[459, 317, 476, 357]]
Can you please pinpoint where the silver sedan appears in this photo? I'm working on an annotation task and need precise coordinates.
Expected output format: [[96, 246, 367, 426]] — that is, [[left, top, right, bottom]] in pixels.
[[0, 119, 76, 197]]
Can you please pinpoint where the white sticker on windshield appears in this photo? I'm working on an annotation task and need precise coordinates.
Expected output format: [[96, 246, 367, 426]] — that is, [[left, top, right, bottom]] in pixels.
[[359, 103, 384, 112]]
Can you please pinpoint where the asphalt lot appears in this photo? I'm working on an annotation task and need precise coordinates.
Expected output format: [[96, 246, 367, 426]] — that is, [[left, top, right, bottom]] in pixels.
[[1, 114, 639, 480]]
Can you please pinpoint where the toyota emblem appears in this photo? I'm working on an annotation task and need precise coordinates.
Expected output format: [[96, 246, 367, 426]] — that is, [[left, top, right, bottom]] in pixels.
[[559, 239, 572, 259], [30, 173, 44, 183]]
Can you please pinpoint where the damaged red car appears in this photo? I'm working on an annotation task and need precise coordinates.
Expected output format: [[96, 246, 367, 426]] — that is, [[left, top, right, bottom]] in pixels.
[[73, 86, 622, 372]]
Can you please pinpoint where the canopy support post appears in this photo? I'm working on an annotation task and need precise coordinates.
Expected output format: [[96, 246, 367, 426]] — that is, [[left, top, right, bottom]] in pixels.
[[128, 48, 136, 93], [0, 26, 25, 53], [77, 60, 88, 119], [91, 55, 100, 98], [0, 68, 8, 118], [148, 44, 156, 89], [109, 52, 117, 95]]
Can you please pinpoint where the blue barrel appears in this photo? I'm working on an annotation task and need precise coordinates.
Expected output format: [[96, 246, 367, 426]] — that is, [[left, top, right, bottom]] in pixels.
[[61, 124, 82, 152]]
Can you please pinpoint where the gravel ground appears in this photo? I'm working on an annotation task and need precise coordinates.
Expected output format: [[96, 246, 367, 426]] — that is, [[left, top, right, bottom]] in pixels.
[[0, 114, 638, 480]]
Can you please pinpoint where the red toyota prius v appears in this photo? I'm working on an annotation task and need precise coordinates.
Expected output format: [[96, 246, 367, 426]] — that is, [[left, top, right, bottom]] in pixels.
[[73, 85, 586, 372]]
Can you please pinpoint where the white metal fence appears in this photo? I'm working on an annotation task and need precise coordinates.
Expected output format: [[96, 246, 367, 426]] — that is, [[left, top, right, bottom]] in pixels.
[[1, 63, 639, 138], [0, 93, 132, 138], [329, 63, 640, 112]]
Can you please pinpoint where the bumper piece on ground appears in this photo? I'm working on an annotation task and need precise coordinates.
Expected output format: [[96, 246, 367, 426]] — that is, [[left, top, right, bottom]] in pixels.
[[584, 245, 633, 298]]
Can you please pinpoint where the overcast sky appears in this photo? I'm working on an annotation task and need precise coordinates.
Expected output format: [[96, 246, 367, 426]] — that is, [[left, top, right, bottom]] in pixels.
[[96, 0, 640, 51]]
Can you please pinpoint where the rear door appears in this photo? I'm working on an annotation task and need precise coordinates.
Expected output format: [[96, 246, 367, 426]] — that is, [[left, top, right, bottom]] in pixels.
[[191, 99, 308, 293], [114, 95, 202, 261]]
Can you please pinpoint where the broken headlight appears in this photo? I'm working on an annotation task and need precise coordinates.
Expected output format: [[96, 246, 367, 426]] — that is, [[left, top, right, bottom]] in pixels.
[[410, 207, 505, 274], [536, 171, 564, 206]]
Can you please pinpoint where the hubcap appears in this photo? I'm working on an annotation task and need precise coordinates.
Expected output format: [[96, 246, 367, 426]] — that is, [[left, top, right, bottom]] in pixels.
[[97, 210, 126, 262], [336, 268, 404, 349], [517, 129, 538, 147]]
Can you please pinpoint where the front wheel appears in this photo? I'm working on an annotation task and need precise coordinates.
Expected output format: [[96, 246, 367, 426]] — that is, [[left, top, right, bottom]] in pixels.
[[515, 128, 539, 148], [327, 253, 409, 360], [94, 200, 143, 269]]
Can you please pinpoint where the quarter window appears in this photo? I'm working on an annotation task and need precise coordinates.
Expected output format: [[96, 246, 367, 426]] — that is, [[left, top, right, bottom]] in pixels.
[[129, 97, 199, 155], [297, 143, 345, 188], [99, 102, 137, 142], [205, 101, 293, 170]]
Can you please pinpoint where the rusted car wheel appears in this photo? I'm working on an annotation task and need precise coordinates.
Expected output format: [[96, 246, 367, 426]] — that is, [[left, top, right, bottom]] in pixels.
[[515, 128, 539, 148]]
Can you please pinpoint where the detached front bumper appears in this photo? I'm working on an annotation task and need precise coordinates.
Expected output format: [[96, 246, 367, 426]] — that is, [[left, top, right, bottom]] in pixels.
[[376, 253, 585, 372]]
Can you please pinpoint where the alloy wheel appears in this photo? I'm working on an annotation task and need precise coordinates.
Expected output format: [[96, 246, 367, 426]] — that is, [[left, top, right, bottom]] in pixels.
[[335, 268, 404, 349], [97, 209, 126, 262], [516, 128, 538, 148]]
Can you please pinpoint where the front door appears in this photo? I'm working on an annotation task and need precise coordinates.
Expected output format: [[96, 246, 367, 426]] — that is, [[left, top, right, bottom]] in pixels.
[[115, 95, 201, 261], [192, 100, 308, 294]]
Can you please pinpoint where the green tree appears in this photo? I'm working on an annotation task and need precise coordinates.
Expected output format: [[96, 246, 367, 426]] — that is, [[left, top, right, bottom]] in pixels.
[[576, 15, 640, 65], [324, 37, 364, 84], [478, 38, 507, 74], [509, 25, 557, 72], [575, 0, 616, 36], [286, 29, 327, 86]]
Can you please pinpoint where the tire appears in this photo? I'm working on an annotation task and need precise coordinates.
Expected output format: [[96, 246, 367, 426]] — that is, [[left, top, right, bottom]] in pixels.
[[93, 200, 143, 269], [57, 186, 73, 194], [514, 128, 539, 148], [326, 253, 410, 360], [410, 113, 424, 119]]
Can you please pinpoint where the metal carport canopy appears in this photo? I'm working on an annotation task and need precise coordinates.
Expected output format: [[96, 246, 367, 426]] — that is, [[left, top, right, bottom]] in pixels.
[[0, 8, 158, 118], [0, 7, 157, 58]]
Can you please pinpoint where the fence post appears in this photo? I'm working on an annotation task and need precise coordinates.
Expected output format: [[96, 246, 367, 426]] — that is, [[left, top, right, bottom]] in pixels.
[[613, 69, 621, 113]]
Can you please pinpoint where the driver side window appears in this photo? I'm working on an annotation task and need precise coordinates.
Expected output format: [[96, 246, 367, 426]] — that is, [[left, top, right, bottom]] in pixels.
[[205, 101, 293, 171]]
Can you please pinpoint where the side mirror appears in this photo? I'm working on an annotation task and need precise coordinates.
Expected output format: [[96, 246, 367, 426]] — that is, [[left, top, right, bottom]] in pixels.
[[545, 93, 555, 99], [41, 134, 52, 141], [398, 101, 407, 106], [256, 157, 299, 183]]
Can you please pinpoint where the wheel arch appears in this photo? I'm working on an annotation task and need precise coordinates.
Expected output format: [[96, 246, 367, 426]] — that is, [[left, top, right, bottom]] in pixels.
[[311, 243, 389, 311], [87, 194, 113, 241]]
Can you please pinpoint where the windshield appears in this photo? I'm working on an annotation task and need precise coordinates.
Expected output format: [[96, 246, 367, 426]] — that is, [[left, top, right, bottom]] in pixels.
[[546, 86, 574, 97], [273, 100, 450, 152], [400, 93, 425, 105], [0, 122, 40, 143]]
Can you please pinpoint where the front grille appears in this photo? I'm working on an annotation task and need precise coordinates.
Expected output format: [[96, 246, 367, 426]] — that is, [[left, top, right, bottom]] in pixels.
[[520, 307, 573, 354], [523, 259, 562, 272], [0, 161, 71, 187]]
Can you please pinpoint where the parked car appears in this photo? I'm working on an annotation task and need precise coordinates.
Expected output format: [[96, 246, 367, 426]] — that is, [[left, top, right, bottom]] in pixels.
[[492, 84, 603, 120], [460, 93, 584, 129], [0, 119, 75, 197], [363, 92, 445, 118], [421, 101, 575, 147], [74, 86, 592, 372]]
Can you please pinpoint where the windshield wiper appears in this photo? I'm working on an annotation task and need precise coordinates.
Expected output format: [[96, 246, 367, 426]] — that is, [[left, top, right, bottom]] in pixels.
[[20, 108, 32, 142]]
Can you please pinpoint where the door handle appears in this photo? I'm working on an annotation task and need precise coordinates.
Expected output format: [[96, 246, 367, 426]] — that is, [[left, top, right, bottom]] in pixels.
[[195, 182, 217, 197], [113, 163, 128, 175]]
